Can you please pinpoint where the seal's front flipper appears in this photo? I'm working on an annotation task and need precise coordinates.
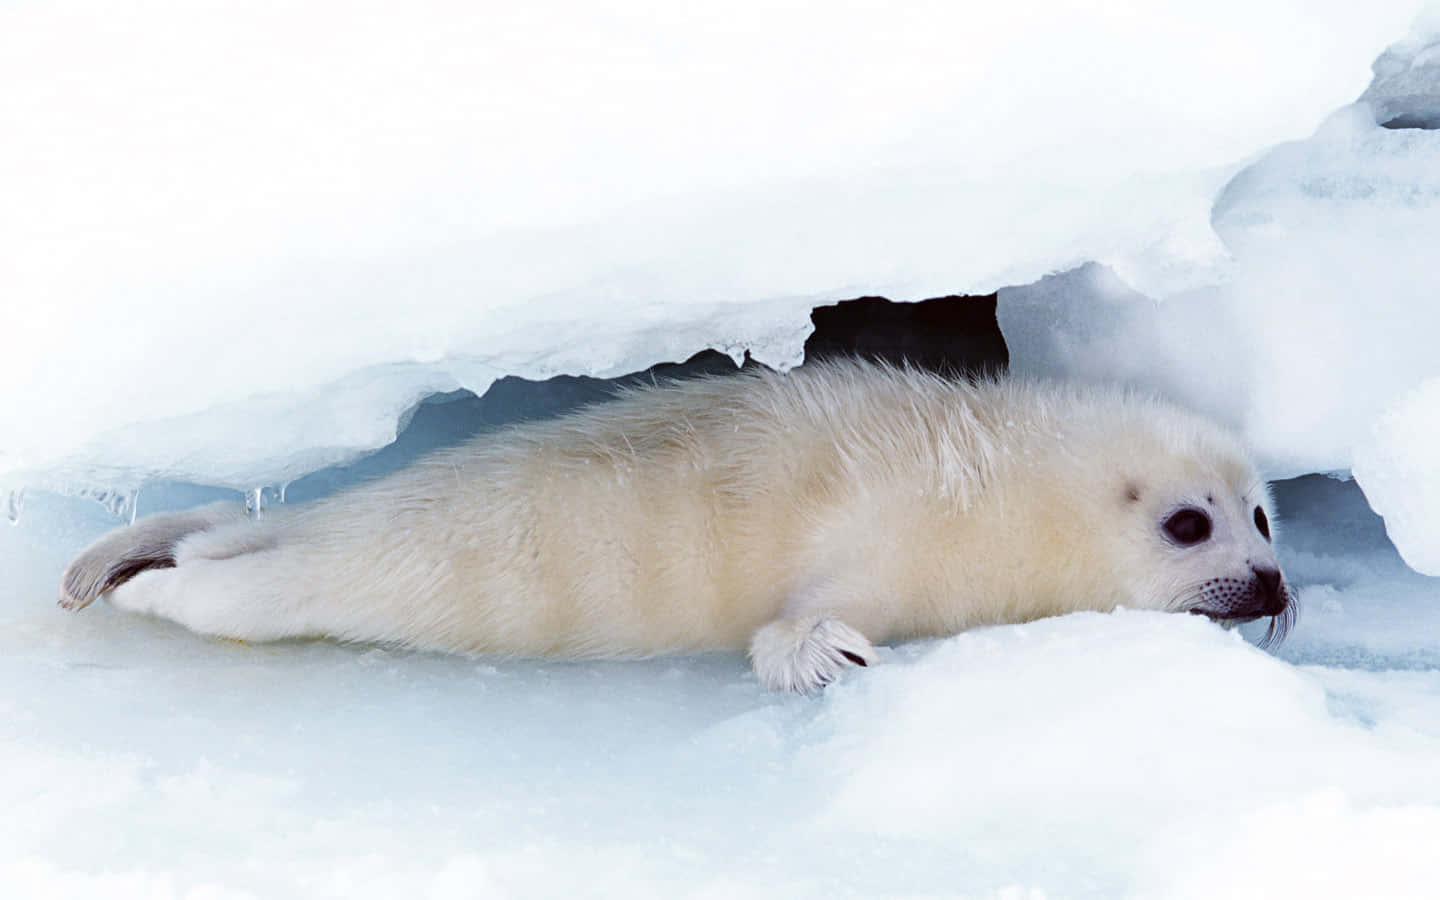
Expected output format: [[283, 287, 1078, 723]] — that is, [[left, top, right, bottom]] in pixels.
[[748, 616, 878, 693]]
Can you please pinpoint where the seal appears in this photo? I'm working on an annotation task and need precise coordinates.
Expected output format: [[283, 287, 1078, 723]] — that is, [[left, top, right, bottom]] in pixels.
[[59, 361, 1293, 692]]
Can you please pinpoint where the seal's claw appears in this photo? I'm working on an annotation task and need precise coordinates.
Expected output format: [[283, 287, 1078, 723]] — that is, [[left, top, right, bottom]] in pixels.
[[749, 616, 878, 693]]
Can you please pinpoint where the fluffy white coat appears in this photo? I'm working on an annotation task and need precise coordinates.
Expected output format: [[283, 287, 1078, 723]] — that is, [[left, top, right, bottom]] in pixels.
[[61, 363, 1287, 691]]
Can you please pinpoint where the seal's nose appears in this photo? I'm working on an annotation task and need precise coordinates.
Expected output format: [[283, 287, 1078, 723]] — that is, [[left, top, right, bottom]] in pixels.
[[1253, 566, 1285, 615]]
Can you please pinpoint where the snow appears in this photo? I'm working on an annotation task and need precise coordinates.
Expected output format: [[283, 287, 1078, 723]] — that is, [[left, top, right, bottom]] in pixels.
[[1, 0, 1429, 494], [1363, 5, 1440, 127], [996, 15, 1440, 563], [1002, 30, 1440, 483], [7, 1, 1440, 895], [3, 474, 1440, 897], [1353, 379, 1440, 577]]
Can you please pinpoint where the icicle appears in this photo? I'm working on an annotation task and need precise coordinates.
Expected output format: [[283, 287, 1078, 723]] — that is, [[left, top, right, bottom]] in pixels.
[[5, 488, 23, 526], [246, 486, 265, 521], [279, 481, 290, 504], [81, 487, 139, 522]]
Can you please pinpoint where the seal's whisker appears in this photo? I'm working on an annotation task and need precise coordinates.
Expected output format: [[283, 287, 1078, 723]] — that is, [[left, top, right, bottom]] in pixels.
[[1168, 586, 1206, 614]]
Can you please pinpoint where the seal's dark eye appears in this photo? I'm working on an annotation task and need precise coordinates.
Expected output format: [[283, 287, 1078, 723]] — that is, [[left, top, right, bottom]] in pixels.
[[1163, 508, 1212, 545], [1254, 505, 1271, 541]]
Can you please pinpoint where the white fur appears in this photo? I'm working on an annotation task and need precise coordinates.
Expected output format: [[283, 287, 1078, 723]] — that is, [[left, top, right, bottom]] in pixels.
[[61, 362, 1286, 692], [749, 616, 878, 693]]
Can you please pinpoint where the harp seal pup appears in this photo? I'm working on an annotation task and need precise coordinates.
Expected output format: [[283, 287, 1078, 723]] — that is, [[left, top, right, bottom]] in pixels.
[[59, 361, 1293, 693]]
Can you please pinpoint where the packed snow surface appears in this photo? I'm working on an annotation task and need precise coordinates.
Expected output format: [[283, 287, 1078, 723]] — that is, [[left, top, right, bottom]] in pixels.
[[3, 474, 1440, 897]]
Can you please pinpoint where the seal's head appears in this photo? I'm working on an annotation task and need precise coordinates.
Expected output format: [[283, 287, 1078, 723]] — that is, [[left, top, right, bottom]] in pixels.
[[1143, 481, 1294, 648], [1078, 396, 1295, 647]]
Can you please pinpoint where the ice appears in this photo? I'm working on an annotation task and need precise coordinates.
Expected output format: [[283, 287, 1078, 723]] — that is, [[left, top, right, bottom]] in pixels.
[[1353, 378, 1440, 576], [244, 487, 267, 523], [818, 616, 1440, 895], [3, 474, 1440, 897], [7, 3, 1440, 896], [1363, 5, 1440, 127], [1001, 15, 1440, 481], [1, 0, 1428, 494], [1210, 105, 1440, 477]]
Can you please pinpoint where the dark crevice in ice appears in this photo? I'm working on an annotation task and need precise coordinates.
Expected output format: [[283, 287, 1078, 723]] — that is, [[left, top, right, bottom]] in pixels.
[[281, 293, 1008, 504], [1379, 112, 1440, 130], [802, 293, 1008, 379], [283, 349, 760, 504]]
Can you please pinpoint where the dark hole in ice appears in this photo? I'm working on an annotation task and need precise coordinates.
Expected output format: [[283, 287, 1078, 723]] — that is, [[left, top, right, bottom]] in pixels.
[[803, 293, 1008, 379], [284, 294, 1010, 503], [1380, 113, 1440, 130]]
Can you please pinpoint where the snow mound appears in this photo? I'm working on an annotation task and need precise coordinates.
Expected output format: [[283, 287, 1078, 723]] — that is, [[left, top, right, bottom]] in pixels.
[[1354, 378, 1440, 575], [817, 612, 1440, 896], [1209, 102, 1440, 477], [1003, 16, 1440, 481], [1362, 9, 1440, 128]]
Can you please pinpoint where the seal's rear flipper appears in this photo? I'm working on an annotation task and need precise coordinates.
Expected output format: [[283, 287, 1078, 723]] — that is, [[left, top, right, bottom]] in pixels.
[[59, 502, 247, 611]]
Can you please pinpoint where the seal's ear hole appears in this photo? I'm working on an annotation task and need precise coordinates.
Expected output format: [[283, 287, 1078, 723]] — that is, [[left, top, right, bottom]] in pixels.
[[1163, 508, 1212, 546], [1254, 505, 1271, 541], [1124, 482, 1141, 503]]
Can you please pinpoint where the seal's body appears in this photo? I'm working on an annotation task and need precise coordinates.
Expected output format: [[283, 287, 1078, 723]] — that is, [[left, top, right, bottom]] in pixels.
[[61, 362, 1292, 692]]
